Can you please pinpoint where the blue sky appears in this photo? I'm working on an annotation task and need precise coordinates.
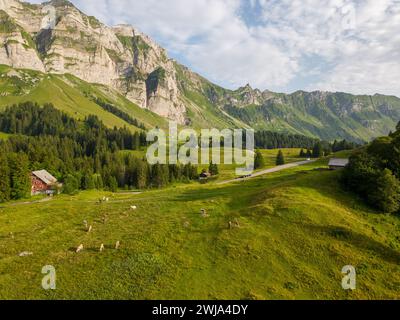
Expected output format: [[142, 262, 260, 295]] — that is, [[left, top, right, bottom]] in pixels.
[[29, 0, 400, 97]]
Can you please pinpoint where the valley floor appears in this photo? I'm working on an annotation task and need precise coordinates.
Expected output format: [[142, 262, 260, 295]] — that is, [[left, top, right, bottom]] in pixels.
[[0, 158, 399, 300]]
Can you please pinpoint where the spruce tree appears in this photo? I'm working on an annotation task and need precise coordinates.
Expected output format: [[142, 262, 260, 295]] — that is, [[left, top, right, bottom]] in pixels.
[[108, 176, 118, 192], [63, 174, 79, 195], [93, 174, 104, 190], [82, 172, 95, 190], [312, 143, 323, 158], [254, 149, 265, 169], [209, 162, 219, 176], [9, 153, 30, 200], [276, 150, 285, 166], [0, 153, 11, 202]]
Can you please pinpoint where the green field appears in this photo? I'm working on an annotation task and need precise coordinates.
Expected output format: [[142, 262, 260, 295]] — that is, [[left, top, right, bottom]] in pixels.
[[0, 155, 399, 300], [0, 132, 10, 140], [199, 148, 304, 181]]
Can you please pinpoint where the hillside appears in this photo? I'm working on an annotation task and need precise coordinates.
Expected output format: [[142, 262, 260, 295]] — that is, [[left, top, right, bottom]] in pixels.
[[0, 158, 399, 299], [176, 63, 400, 141], [0, 64, 167, 130], [0, 0, 400, 141]]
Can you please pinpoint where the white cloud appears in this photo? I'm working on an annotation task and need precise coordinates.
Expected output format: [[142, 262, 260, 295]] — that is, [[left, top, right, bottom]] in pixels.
[[26, 0, 400, 96], [69, 0, 298, 89]]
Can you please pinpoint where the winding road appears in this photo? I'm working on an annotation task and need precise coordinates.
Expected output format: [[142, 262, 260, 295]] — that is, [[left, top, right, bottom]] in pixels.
[[217, 160, 317, 185]]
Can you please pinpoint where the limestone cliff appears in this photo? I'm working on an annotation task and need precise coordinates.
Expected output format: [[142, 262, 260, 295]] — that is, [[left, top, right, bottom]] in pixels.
[[0, 0, 187, 123]]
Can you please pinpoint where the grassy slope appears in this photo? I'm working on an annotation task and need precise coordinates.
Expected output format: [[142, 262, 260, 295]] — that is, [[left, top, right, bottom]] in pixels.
[[63, 74, 168, 129], [0, 157, 399, 300], [0, 132, 10, 140], [197, 148, 304, 182], [0, 65, 167, 131], [174, 63, 248, 130]]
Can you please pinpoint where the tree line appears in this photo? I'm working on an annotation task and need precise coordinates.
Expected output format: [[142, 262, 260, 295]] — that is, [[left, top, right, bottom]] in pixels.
[[255, 130, 318, 149], [94, 98, 146, 130], [0, 102, 199, 202], [255, 130, 358, 153], [298, 139, 357, 159], [341, 122, 400, 214]]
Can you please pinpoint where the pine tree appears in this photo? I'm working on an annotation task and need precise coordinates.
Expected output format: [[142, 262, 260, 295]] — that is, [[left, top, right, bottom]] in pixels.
[[276, 150, 285, 166], [135, 160, 148, 189], [152, 163, 170, 188], [108, 176, 118, 192], [312, 143, 323, 158], [63, 174, 79, 195], [209, 162, 219, 176], [0, 153, 11, 202], [82, 172, 95, 190], [9, 153, 30, 200], [254, 149, 265, 169], [93, 174, 104, 190]]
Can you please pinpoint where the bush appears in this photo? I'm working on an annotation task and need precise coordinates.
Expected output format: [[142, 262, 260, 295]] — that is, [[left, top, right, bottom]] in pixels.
[[369, 169, 400, 214], [342, 135, 400, 215]]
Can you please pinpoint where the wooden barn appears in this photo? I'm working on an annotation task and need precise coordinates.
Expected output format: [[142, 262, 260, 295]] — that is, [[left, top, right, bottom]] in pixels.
[[328, 158, 349, 170], [31, 170, 62, 196]]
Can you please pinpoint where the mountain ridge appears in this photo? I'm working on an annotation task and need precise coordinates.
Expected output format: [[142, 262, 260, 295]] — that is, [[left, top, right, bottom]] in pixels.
[[1, 0, 400, 142]]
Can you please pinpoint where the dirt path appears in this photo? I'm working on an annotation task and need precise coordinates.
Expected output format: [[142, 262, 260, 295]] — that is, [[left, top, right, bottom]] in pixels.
[[2, 197, 53, 207], [217, 160, 317, 185]]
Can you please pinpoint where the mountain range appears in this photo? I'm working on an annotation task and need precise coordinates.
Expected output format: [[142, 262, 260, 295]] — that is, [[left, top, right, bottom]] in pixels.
[[1, 0, 400, 142]]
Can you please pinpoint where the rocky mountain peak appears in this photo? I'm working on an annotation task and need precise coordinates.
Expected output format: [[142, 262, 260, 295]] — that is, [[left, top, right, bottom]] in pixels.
[[0, 0, 188, 124], [1, 1, 399, 141], [45, 0, 75, 8]]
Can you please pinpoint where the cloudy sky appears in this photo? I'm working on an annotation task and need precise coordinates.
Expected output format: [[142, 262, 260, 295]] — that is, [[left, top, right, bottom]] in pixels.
[[29, 0, 400, 96]]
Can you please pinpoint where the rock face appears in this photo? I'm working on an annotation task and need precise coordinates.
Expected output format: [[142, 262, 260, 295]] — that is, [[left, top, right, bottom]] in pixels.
[[0, 9, 45, 72], [1, 0, 400, 142], [0, 0, 187, 123]]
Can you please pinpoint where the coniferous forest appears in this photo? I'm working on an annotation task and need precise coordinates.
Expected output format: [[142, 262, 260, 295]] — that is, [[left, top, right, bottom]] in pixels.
[[0, 103, 198, 202], [0, 102, 359, 203]]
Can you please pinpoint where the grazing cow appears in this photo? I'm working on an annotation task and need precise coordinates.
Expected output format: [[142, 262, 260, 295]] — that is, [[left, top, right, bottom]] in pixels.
[[19, 251, 33, 257], [130, 205, 137, 210], [201, 209, 208, 217], [228, 219, 240, 229], [76, 244, 84, 253], [99, 244, 105, 252], [87, 225, 93, 233], [115, 241, 120, 250]]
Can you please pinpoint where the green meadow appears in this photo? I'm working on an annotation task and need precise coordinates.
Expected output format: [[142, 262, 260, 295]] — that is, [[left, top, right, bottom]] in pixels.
[[0, 155, 399, 300]]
